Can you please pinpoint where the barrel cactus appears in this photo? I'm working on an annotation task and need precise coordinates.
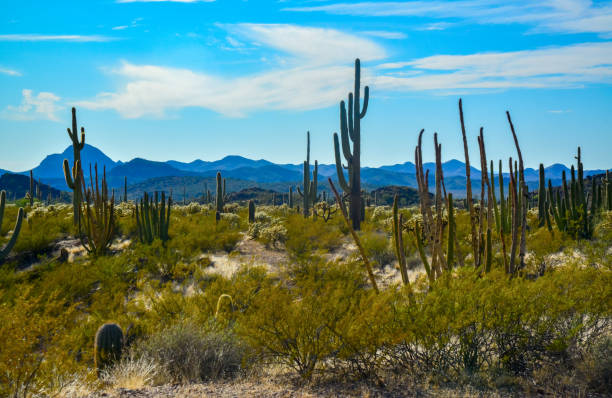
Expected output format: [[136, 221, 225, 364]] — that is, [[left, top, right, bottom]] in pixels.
[[94, 322, 124, 377]]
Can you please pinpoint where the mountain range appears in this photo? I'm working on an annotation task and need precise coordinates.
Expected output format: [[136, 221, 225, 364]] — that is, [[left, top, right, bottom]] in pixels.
[[2, 144, 608, 199]]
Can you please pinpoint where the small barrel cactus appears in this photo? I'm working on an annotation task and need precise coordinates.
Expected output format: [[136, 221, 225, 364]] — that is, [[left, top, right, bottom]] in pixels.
[[94, 322, 124, 377]]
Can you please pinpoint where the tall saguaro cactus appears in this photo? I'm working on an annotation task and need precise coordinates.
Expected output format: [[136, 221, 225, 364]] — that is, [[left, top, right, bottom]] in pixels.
[[297, 131, 320, 217], [63, 107, 85, 225], [0, 191, 24, 263], [333, 58, 369, 230]]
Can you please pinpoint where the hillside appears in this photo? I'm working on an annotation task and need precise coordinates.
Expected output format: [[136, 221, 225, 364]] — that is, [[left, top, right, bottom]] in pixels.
[[0, 173, 69, 202]]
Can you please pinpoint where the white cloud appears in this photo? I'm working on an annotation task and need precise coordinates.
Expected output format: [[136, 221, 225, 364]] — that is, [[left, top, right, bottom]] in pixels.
[[285, 1, 612, 37], [0, 34, 116, 42], [0, 67, 21, 76], [2, 89, 63, 121], [374, 42, 612, 91], [112, 25, 129, 30], [362, 30, 407, 39], [225, 23, 386, 65], [77, 24, 383, 118], [77, 62, 355, 118]]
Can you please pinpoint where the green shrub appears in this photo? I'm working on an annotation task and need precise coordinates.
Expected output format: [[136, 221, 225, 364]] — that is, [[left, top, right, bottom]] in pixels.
[[284, 214, 343, 259]]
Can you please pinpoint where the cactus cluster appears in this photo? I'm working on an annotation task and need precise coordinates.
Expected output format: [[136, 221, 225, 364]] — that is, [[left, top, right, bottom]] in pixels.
[[63, 107, 86, 226], [297, 131, 320, 217], [540, 148, 609, 239], [395, 100, 528, 284], [135, 191, 171, 244], [79, 164, 116, 256], [333, 58, 369, 230], [0, 191, 24, 263], [94, 322, 124, 377]]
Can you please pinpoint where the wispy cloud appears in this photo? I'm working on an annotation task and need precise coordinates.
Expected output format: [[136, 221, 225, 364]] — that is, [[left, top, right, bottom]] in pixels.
[[2, 89, 63, 121], [414, 22, 454, 31], [225, 23, 386, 65], [374, 42, 612, 91], [0, 34, 116, 42], [285, 1, 612, 37], [362, 30, 407, 39], [77, 24, 386, 117], [0, 67, 21, 76], [77, 62, 354, 118]]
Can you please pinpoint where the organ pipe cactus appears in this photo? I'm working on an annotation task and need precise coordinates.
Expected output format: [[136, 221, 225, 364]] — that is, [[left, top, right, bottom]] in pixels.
[[544, 147, 600, 239], [297, 131, 320, 217], [0, 191, 24, 263], [64, 107, 85, 226], [94, 323, 124, 377], [333, 58, 369, 230], [135, 191, 171, 244], [79, 164, 115, 256]]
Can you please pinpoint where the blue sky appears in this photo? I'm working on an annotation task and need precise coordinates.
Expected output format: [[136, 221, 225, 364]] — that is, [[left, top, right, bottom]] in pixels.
[[1, 0, 611, 171]]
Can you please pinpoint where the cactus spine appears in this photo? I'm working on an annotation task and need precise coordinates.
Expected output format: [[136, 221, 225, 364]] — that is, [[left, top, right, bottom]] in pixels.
[[297, 131, 320, 217], [135, 191, 171, 244], [63, 107, 85, 226], [94, 323, 124, 377], [248, 199, 255, 223], [333, 59, 368, 230], [0, 191, 24, 262]]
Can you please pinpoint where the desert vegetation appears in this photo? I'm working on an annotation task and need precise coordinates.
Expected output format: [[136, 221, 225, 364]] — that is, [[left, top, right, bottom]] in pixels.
[[0, 59, 610, 398]]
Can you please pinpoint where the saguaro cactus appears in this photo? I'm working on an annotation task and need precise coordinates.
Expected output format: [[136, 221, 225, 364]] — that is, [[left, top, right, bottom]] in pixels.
[[0, 191, 24, 262], [94, 323, 124, 377], [123, 176, 128, 202], [288, 186, 293, 209], [64, 107, 85, 225], [215, 172, 226, 213], [333, 59, 369, 230], [248, 199, 255, 223], [297, 131, 320, 217], [28, 170, 34, 206]]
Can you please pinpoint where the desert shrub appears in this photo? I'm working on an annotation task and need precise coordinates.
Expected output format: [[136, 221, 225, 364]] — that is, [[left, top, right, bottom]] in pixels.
[[169, 213, 242, 255], [0, 204, 72, 255], [101, 352, 162, 389], [238, 260, 369, 380], [136, 322, 245, 383], [0, 288, 78, 398], [574, 335, 612, 394], [223, 203, 240, 213], [360, 230, 395, 267], [254, 211, 271, 223], [384, 265, 612, 385], [370, 205, 391, 222], [284, 214, 343, 259]]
